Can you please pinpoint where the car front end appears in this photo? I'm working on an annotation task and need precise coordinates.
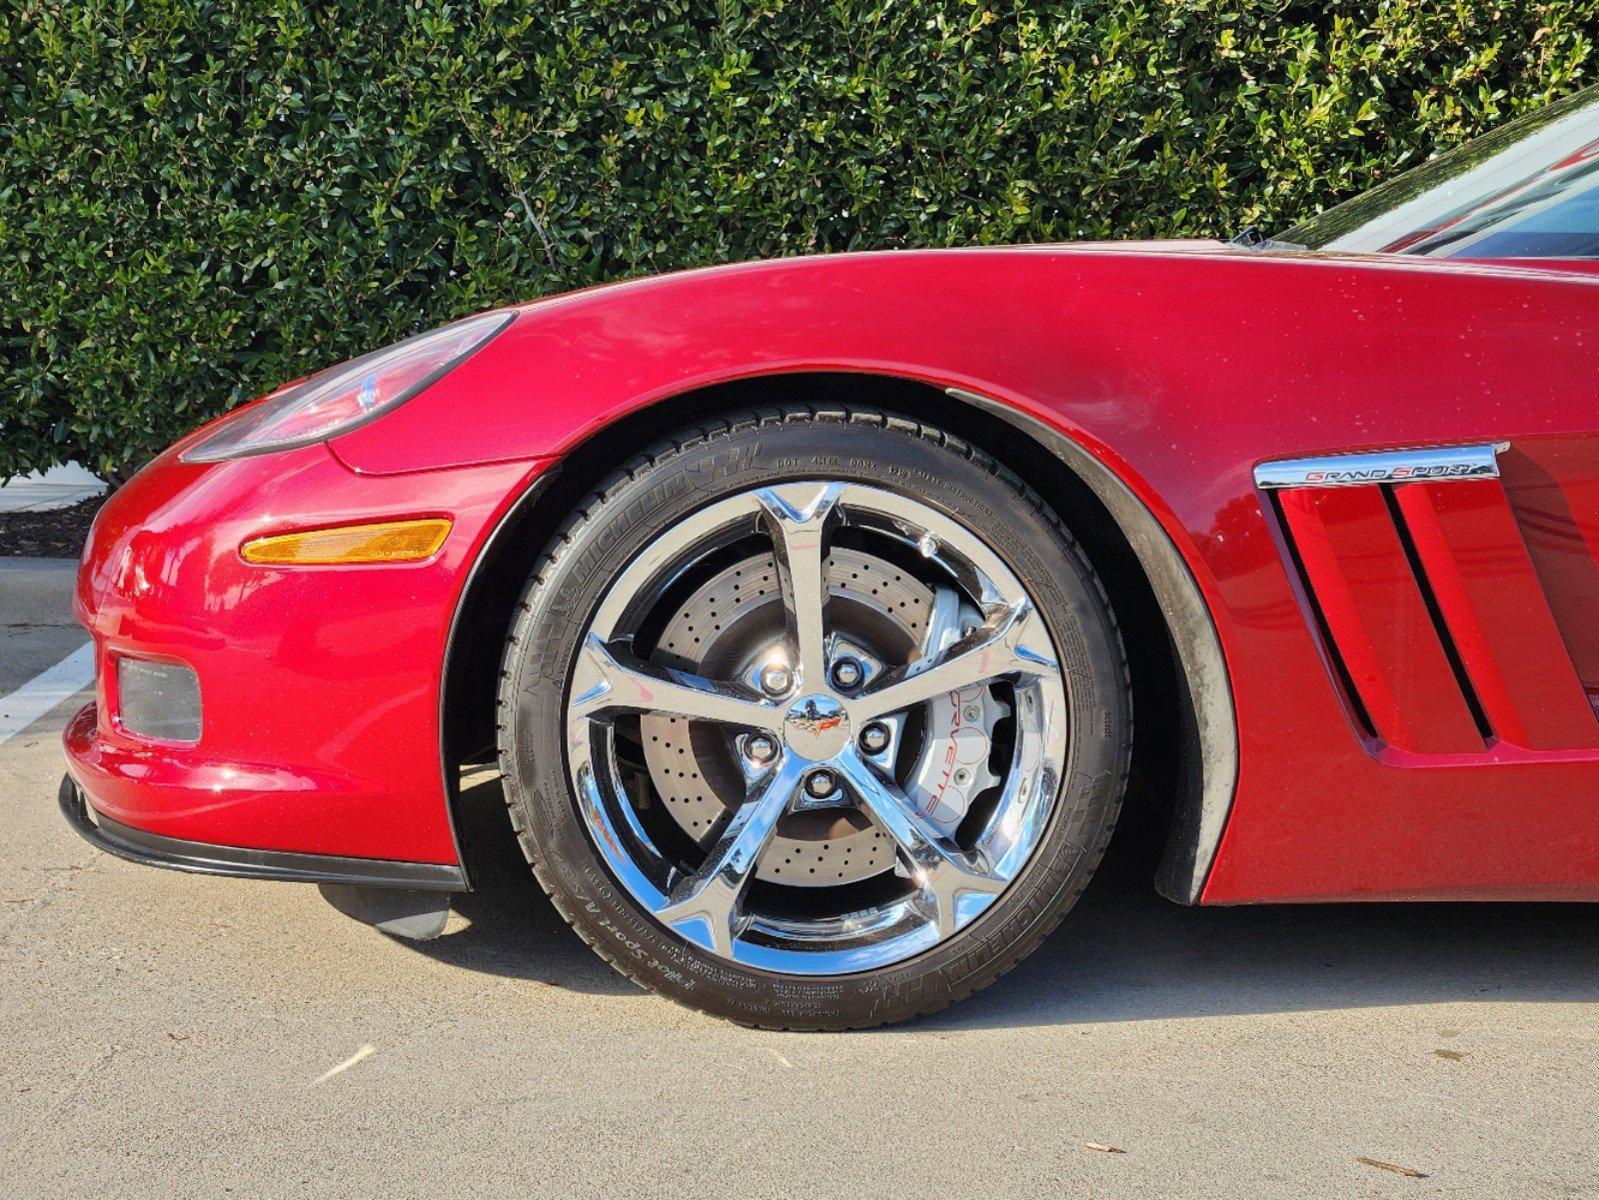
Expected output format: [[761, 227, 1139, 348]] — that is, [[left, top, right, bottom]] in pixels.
[[60, 312, 548, 913]]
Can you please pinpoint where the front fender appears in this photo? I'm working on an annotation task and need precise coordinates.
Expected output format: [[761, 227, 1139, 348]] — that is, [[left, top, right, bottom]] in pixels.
[[339, 245, 1599, 904]]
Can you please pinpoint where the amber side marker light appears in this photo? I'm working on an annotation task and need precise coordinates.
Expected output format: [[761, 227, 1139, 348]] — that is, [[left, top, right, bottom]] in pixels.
[[240, 518, 452, 566]]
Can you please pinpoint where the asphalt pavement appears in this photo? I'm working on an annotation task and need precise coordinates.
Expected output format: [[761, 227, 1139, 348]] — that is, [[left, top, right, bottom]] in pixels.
[[2, 556, 1595, 1199]]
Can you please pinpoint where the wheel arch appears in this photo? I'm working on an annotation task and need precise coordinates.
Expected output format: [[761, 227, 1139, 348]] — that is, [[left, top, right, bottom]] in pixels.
[[441, 372, 1237, 903]]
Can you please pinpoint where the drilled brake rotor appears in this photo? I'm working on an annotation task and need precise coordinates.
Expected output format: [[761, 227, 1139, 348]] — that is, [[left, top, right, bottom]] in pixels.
[[641, 547, 933, 886]]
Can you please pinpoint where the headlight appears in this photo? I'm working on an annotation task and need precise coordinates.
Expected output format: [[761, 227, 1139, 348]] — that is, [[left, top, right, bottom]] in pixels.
[[183, 311, 514, 462]]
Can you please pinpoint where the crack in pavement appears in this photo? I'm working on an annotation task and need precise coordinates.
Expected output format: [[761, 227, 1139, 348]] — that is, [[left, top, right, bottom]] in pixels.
[[0, 849, 105, 942]]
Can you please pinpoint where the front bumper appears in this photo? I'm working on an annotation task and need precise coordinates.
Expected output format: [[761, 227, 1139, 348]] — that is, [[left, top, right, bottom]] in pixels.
[[58, 774, 464, 890], [66, 436, 548, 869]]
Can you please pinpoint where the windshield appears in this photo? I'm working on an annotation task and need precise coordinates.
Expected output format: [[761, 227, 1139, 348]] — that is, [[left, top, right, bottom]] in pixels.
[[1277, 85, 1599, 258]]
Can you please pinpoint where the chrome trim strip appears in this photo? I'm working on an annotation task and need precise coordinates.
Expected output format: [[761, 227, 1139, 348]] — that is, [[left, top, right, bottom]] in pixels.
[[1254, 444, 1504, 490]]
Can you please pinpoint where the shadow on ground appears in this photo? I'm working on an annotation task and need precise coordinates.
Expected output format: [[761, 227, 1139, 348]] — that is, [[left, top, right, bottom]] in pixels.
[[404, 773, 1599, 1027]]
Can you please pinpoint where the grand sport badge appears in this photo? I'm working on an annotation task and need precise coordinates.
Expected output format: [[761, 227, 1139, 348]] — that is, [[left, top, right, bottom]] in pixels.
[[1254, 444, 1505, 489]]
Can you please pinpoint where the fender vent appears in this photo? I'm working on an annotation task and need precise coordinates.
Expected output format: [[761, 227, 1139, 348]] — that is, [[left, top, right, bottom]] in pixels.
[[1261, 446, 1599, 758]]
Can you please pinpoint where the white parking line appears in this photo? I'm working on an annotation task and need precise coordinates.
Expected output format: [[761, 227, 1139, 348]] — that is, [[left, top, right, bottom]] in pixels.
[[0, 642, 95, 747]]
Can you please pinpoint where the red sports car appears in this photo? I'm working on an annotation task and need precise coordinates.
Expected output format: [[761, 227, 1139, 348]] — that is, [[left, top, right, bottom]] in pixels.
[[61, 87, 1599, 1028]]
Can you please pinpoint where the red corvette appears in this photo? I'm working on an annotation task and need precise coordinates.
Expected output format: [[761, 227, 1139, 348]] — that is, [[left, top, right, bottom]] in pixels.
[[61, 87, 1599, 1028]]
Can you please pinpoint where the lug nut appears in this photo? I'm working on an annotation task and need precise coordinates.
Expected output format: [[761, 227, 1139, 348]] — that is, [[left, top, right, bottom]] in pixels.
[[830, 657, 865, 691], [804, 769, 840, 799], [759, 663, 793, 696], [745, 734, 778, 764], [859, 722, 891, 755]]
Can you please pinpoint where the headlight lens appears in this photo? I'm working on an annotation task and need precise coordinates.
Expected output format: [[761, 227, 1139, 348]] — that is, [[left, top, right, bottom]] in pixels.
[[183, 311, 513, 462]]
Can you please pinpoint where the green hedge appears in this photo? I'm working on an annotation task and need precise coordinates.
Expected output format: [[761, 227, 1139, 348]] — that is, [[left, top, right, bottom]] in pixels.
[[4, 1, 1595, 482]]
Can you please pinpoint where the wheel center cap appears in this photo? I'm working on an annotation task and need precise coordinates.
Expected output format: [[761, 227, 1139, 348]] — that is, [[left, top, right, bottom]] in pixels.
[[784, 694, 850, 761]]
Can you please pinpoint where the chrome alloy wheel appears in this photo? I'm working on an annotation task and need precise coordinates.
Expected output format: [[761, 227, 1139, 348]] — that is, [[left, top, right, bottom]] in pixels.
[[565, 481, 1069, 975]]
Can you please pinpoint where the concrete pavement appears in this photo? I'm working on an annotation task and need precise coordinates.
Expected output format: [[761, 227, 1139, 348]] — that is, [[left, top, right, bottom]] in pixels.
[[0, 559, 88, 691], [0, 465, 104, 514], [2, 556, 1595, 1198]]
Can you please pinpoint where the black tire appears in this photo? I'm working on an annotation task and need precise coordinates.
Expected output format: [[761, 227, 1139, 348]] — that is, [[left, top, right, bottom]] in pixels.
[[497, 407, 1131, 1029]]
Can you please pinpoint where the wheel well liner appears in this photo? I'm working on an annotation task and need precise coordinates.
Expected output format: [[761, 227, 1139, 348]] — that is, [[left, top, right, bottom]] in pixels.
[[440, 373, 1237, 903]]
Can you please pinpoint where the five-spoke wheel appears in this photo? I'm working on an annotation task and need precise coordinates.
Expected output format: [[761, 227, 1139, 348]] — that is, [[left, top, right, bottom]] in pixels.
[[566, 480, 1068, 970]]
